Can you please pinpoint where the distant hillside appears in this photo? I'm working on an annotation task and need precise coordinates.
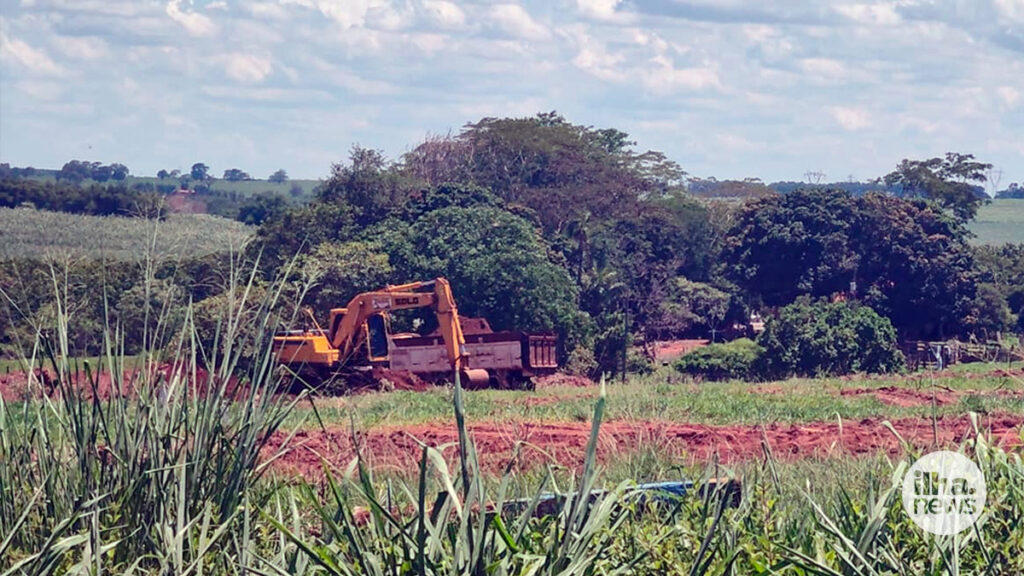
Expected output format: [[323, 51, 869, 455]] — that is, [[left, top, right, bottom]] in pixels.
[[969, 199, 1024, 245]]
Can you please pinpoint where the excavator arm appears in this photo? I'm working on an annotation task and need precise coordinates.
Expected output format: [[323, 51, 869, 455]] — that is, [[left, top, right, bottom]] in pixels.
[[328, 278, 469, 372]]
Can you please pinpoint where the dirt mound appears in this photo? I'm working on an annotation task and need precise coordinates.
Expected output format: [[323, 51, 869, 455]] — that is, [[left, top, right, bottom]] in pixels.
[[839, 386, 960, 407], [534, 373, 595, 389], [264, 414, 1024, 480]]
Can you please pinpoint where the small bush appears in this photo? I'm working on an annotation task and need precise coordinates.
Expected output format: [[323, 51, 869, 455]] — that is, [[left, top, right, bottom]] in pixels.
[[626, 349, 654, 374], [564, 345, 598, 376], [674, 338, 763, 381]]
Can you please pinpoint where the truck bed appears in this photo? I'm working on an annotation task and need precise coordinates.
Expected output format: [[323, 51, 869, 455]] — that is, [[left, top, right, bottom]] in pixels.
[[389, 331, 557, 376]]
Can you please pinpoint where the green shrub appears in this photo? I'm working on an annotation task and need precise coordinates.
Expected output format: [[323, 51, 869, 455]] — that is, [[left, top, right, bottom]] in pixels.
[[756, 298, 905, 379], [674, 338, 763, 381], [626, 349, 654, 374]]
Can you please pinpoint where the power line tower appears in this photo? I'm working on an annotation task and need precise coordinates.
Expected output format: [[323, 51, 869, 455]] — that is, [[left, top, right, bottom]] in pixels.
[[804, 170, 826, 185]]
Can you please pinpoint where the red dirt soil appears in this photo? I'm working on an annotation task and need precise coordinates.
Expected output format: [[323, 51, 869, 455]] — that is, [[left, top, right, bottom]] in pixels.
[[651, 339, 709, 363], [265, 413, 1024, 479], [839, 386, 960, 407], [0, 364, 242, 402]]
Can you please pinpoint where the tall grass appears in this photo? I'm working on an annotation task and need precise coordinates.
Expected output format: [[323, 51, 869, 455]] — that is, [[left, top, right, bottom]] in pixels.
[[1, 257, 1023, 574], [0, 254, 304, 573]]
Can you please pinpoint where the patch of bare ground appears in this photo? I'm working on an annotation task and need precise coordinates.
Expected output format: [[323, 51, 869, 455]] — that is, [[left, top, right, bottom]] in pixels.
[[265, 413, 1023, 479]]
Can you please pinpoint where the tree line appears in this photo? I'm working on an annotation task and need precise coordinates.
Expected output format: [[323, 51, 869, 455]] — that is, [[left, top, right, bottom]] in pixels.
[[250, 113, 1024, 377], [1, 113, 1022, 379]]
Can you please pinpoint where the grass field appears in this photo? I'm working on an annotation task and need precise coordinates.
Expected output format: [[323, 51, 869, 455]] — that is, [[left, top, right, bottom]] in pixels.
[[0, 206, 253, 260], [969, 198, 1024, 245], [283, 365, 1024, 431]]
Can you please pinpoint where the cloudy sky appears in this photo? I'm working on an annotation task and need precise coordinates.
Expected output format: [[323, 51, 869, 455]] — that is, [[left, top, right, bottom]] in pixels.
[[1, 0, 1022, 186]]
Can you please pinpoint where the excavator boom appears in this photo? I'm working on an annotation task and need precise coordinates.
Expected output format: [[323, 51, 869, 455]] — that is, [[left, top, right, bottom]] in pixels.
[[328, 279, 467, 371]]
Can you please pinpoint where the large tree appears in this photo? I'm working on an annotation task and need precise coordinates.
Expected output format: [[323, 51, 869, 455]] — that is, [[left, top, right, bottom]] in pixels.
[[403, 112, 686, 234], [190, 162, 210, 181], [853, 193, 976, 340], [722, 189, 860, 307], [883, 152, 992, 221], [724, 189, 977, 339], [317, 146, 416, 228]]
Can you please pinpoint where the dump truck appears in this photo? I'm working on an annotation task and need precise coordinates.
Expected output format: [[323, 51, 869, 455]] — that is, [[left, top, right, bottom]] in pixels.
[[272, 278, 557, 390]]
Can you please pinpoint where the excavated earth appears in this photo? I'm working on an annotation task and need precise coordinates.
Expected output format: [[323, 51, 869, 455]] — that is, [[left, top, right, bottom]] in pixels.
[[265, 413, 1024, 479]]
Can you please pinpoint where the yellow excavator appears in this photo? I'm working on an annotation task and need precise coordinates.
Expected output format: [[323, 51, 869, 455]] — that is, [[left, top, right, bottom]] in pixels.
[[273, 278, 557, 390]]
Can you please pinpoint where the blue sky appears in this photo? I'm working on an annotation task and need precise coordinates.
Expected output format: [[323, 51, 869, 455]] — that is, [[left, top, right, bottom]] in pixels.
[[1, 0, 1022, 187]]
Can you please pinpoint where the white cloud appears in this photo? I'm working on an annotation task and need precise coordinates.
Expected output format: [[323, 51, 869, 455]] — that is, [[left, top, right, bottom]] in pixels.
[[0, 32, 64, 76], [281, 0, 384, 30], [573, 45, 624, 81], [994, 0, 1024, 21], [633, 29, 669, 53], [166, 0, 217, 37], [836, 3, 902, 25], [247, 2, 291, 20], [491, 4, 549, 40], [422, 0, 465, 27], [409, 33, 448, 54], [997, 86, 1020, 107], [576, 0, 622, 21], [52, 35, 108, 61], [569, 27, 625, 81], [830, 106, 871, 130], [2, 0, 1023, 186], [202, 86, 333, 103], [642, 59, 720, 93], [800, 58, 846, 78], [224, 53, 273, 83], [16, 80, 64, 101]]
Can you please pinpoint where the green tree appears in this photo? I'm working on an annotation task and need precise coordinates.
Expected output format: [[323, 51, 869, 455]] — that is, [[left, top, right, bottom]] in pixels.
[[653, 278, 730, 340], [110, 163, 129, 181], [252, 201, 355, 274], [973, 244, 1024, 335], [237, 194, 287, 226], [299, 241, 393, 319], [883, 152, 992, 221], [318, 146, 415, 228], [724, 189, 977, 340], [723, 189, 860, 307], [269, 169, 289, 183], [674, 338, 763, 381], [223, 168, 251, 181], [854, 193, 977, 340], [400, 206, 588, 353], [191, 162, 210, 181], [403, 112, 686, 234]]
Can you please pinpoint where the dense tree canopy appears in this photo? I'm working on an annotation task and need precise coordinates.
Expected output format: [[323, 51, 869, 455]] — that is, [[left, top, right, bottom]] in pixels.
[[724, 189, 977, 340]]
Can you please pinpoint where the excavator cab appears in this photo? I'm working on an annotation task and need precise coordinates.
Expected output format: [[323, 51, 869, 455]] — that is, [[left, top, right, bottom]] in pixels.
[[366, 314, 390, 362]]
